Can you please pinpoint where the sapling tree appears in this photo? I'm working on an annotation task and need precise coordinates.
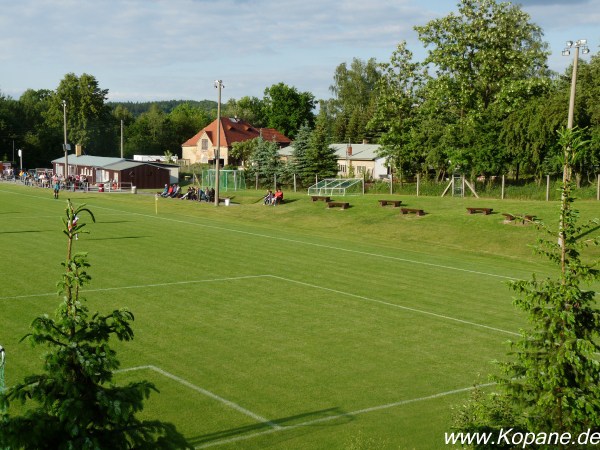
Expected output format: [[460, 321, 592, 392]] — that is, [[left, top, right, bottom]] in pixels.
[[0, 200, 189, 449], [453, 127, 600, 447]]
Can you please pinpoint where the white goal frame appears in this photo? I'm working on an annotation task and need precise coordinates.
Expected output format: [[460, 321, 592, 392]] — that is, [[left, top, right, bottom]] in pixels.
[[307, 178, 364, 196]]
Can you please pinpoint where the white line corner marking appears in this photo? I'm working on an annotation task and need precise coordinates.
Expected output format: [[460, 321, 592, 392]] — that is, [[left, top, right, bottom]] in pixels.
[[116, 364, 494, 449], [116, 365, 281, 429]]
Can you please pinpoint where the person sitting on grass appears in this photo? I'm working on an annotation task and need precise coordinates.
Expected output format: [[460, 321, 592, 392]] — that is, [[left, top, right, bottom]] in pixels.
[[272, 188, 284, 205], [180, 186, 192, 200], [159, 184, 169, 197], [169, 184, 181, 198], [264, 190, 273, 205]]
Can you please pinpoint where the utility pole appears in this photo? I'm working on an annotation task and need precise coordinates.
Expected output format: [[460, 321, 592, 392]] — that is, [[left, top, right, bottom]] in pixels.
[[120, 119, 124, 158]]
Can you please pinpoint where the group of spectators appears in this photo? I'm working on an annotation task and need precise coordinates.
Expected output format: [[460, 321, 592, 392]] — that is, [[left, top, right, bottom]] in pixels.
[[158, 184, 215, 202], [1, 168, 14, 180], [11, 170, 90, 193], [7, 172, 288, 206]]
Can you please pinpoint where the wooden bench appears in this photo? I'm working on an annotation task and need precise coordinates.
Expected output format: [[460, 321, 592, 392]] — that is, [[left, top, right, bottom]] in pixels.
[[503, 213, 536, 223], [311, 195, 331, 202], [401, 208, 425, 216], [467, 207, 493, 215], [378, 199, 402, 207], [327, 201, 350, 210]]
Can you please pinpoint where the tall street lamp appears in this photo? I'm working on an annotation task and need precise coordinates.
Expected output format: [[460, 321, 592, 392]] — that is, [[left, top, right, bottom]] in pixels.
[[62, 100, 69, 180], [562, 39, 590, 131], [214, 80, 224, 206], [561, 39, 590, 184], [558, 39, 590, 252]]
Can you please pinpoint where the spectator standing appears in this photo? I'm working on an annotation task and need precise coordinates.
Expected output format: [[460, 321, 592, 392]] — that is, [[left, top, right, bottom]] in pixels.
[[53, 176, 60, 199]]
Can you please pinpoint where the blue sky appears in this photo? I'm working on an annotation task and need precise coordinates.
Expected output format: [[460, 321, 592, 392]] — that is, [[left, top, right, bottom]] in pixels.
[[1, 0, 598, 103]]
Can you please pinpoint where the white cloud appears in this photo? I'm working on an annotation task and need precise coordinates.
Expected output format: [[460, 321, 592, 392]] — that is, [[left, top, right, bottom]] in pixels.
[[1, 0, 599, 102]]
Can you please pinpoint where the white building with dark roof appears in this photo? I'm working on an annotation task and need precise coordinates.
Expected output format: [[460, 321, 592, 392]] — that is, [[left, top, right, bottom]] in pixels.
[[279, 142, 388, 179]]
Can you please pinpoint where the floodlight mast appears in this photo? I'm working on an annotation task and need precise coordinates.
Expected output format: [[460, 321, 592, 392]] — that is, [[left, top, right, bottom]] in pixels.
[[559, 39, 591, 252], [563, 39, 589, 131], [214, 80, 224, 206]]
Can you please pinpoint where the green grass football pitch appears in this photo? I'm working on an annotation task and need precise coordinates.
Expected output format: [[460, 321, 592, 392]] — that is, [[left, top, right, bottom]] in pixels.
[[1, 183, 598, 449]]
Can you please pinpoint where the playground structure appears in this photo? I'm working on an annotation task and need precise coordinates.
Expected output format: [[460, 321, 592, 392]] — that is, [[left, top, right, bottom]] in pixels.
[[441, 173, 479, 198]]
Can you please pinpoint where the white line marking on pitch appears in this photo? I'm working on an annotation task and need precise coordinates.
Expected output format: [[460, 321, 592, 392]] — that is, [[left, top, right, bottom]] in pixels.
[[267, 275, 520, 337], [1, 273, 518, 336], [194, 382, 497, 449], [128, 211, 517, 281], [115, 365, 281, 429], [0, 275, 271, 301], [46, 195, 519, 282], [115, 362, 497, 449]]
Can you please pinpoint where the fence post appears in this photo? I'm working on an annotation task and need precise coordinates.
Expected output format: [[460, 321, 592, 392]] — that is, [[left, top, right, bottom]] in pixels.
[[417, 173, 420, 197], [501, 175, 505, 200], [274, 173, 277, 191], [255, 172, 258, 190], [293, 173, 297, 192], [389, 173, 393, 195], [546, 175, 550, 201]]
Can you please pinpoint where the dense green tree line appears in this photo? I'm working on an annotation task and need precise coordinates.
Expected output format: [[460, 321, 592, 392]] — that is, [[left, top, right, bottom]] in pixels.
[[365, 0, 599, 184], [0, 75, 217, 169], [0, 76, 316, 169], [107, 100, 217, 118], [1, 0, 598, 183]]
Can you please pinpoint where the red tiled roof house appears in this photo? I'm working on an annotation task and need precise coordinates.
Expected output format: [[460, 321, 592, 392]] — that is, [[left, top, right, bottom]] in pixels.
[[181, 117, 291, 167]]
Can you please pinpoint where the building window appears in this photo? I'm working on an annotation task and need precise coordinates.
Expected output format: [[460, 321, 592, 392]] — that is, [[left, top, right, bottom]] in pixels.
[[201, 139, 208, 150], [338, 164, 346, 173]]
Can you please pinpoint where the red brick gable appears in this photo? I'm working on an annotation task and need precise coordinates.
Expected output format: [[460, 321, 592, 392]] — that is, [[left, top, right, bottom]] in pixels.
[[181, 130, 205, 147]]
